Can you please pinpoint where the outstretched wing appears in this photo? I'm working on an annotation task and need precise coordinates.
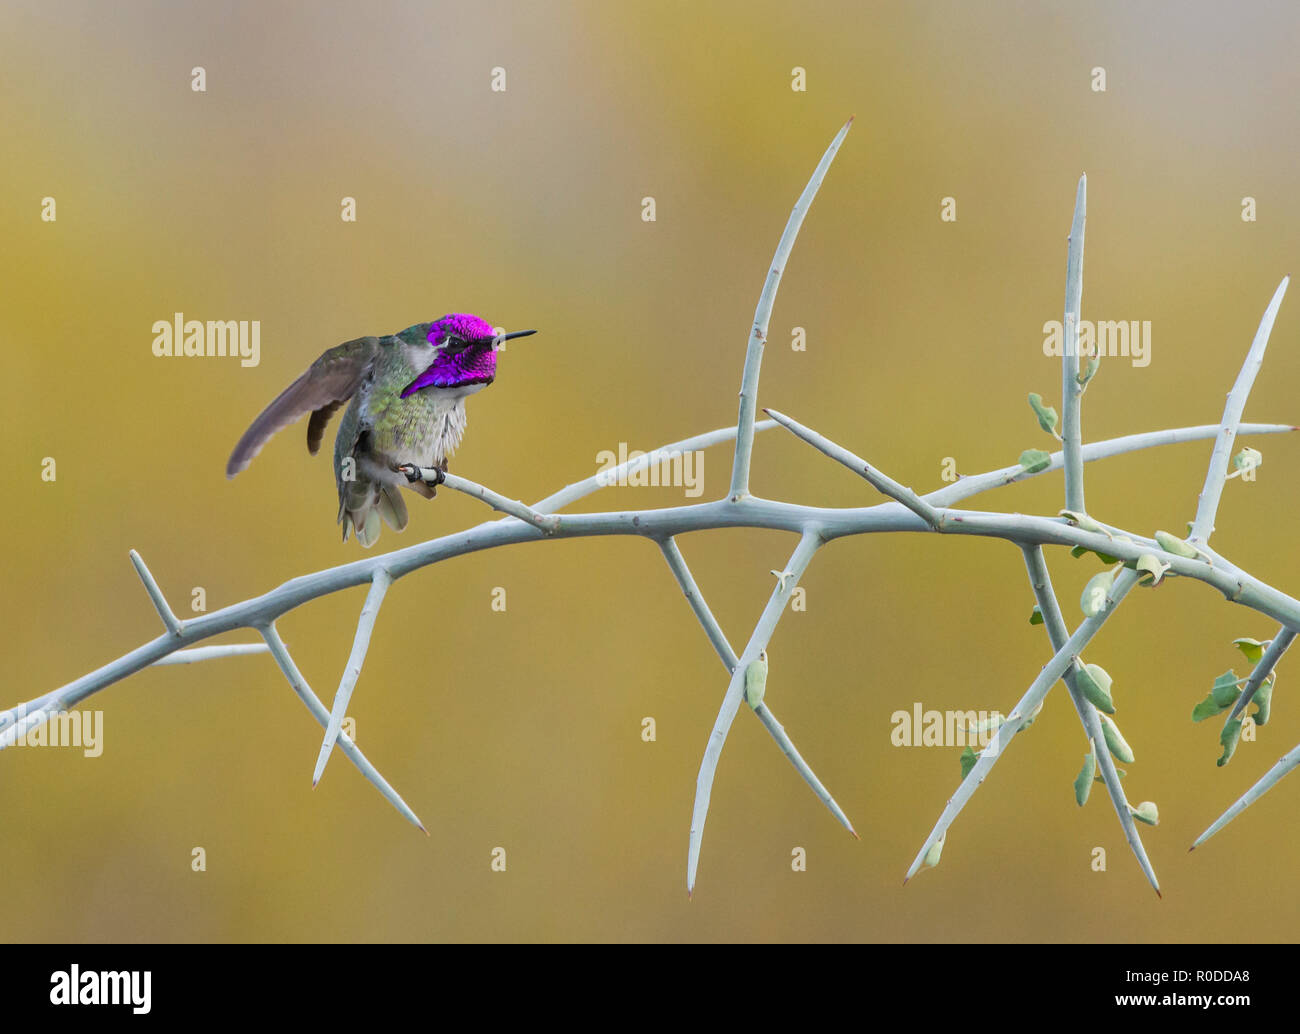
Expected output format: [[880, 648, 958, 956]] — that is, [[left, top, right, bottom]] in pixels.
[[226, 336, 380, 477]]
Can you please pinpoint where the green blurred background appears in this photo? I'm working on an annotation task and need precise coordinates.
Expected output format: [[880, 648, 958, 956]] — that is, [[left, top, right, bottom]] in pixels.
[[2, 0, 1299, 942]]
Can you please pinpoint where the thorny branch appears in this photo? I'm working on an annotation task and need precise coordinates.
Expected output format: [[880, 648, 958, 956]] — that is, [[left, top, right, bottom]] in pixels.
[[3, 119, 1298, 895]]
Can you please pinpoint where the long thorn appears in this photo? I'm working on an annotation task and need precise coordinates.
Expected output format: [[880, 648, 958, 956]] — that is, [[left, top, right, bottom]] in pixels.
[[1062, 174, 1087, 514], [688, 531, 821, 895], [1193, 743, 1300, 849], [1189, 276, 1289, 544], [1021, 546, 1159, 893], [765, 408, 945, 529], [313, 569, 393, 786], [905, 568, 1140, 883], [129, 549, 180, 635], [730, 117, 853, 500], [261, 623, 425, 833]]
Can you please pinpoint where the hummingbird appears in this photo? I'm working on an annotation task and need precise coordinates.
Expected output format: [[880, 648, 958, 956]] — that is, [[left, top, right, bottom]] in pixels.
[[226, 313, 537, 547]]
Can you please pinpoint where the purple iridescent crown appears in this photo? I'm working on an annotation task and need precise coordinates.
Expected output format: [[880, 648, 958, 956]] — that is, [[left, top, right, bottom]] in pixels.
[[400, 313, 500, 397]]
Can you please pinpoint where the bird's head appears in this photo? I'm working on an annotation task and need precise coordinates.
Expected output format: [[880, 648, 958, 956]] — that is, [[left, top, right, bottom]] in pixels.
[[400, 313, 536, 398]]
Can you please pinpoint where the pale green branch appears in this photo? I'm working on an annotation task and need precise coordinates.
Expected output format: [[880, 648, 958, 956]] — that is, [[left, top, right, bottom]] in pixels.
[[1193, 743, 1300, 850], [401, 465, 560, 533], [905, 568, 1141, 883], [129, 549, 181, 635], [1021, 545, 1159, 894], [729, 118, 853, 500], [1062, 175, 1087, 514], [151, 643, 271, 665], [658, 536, 857, 838], [312, 569, 393, 786], [261, 623, 425, 833], [1226, 627, 1295, 725], [1189, 277, 1290, 544], [688, 530, 822, 895], [764, 408, 945, 529]]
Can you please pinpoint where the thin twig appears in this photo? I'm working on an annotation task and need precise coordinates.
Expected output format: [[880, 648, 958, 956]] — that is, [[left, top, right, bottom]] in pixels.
[[129, 550, 181, 635], [312, 569, 393, 786], [1021, 546, 1159, 894], [751, 701, 857, 839], [1192, 743, 1300, 849], [1189, 277, 1290, 544], [260, 623, 425, 833], [905, 568, 1141, 883], [401, 465, 560, 533], [729, 118, 853, 501], [765, 408, 946, 528], [151, 643, 271, 665], [658, 538, 736, 670], [688, 530, 822, 896], [925, 423, 1295, 508], [533, 420, 776, 514], [1225, 627, 1295, 725], [657, 536, 857, 837], [1062, 175, 1087, 514]]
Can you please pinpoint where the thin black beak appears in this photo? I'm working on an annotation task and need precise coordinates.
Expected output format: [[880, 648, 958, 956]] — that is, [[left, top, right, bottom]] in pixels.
[[500, 329, 537, 342]]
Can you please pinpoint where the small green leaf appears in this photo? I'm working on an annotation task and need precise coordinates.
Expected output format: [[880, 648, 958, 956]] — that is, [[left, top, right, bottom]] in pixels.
[[1078, 344, 1101, 389], [1028, 393, 1061, 438], [922, 833, 945, 870], [959, 745, 979, 781], [1232, 447, 1262, 476], [1074, 747, 1096, 806], [1154, 530, 1199, 559], [1074, 662, 1115, 714], [1098, 713, 1135, 764], [963, 713, 1004, 738], [1080, 569, 1117, 617], [1029, 604, 1043, 626], [1218, 719, 1243, 767], [1135, 553, 1170, 587], [1072, 545, 1123, 564], [1191, 695, 1228, 722], [1129, 801, 1159, 826], [1194, 671, 1241, 722], [1250, 674, 1275, 726], [1059, 509, 1114, 539], [743, 651, 768, 710], [1019, 448, 1052, 474], [1233, 637, 1267, 665], [1096, 767, 1127, 781], [1211, 670, 1242, 707]]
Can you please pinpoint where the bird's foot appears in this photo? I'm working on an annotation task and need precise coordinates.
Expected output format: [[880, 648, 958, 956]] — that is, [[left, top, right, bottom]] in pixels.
[[397, 463, 446, 487]]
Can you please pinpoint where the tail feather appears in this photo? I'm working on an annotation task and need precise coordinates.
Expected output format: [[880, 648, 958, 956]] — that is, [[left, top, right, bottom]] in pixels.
[[357, 507, 382, 547], [336, 463, 440, 546], [338, 477, 387, 548], [375, 483, 409, 532]]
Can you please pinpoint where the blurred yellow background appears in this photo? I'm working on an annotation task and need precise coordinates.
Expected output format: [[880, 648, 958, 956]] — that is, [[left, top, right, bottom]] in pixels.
[[2, 0, 1299, 941]]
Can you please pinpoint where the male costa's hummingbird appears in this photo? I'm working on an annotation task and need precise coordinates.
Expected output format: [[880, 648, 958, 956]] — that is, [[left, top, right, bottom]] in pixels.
[[226, 313, 536, 547]]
